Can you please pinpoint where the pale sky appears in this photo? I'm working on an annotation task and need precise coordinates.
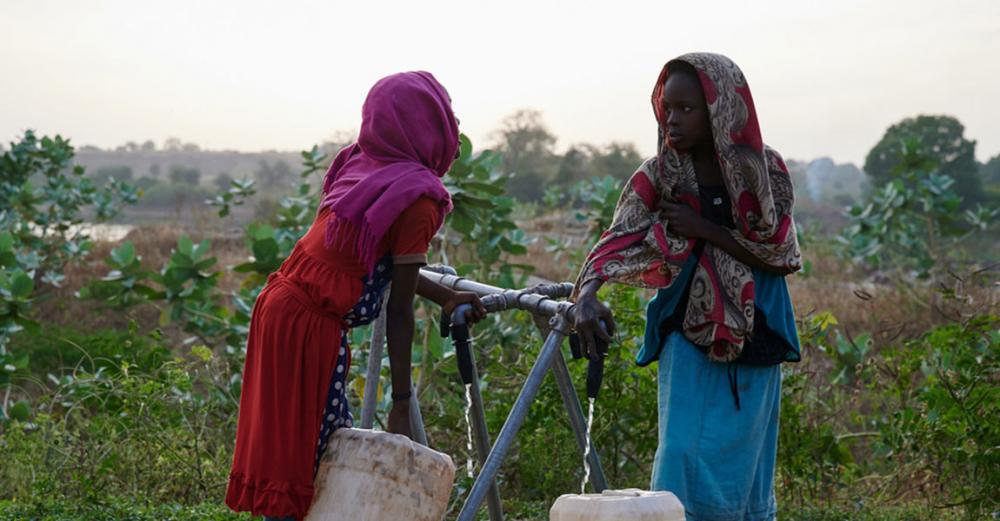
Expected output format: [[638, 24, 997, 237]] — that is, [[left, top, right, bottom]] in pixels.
[[2, 0, 998, 165]]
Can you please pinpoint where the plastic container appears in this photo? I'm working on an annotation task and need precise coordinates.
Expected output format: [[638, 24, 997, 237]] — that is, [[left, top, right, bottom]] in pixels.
[[550, 488, 686, 521], [305, 428, 455, 521]]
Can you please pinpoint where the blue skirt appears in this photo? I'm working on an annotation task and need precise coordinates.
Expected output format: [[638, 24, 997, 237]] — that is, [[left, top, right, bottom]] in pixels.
[[651, 332, 781, 521]]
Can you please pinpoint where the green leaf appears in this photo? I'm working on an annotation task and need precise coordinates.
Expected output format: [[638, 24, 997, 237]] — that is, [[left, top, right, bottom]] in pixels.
[[232, 261, 260, 273], [10, 271, 34, 298], [462, 181, 505, 196], [459, 133, 473, 159], [250, 224, 276, 241], [455, 194, 494, 209], [252, 238, 279, 262], [110, 241, 136, 267], [449, 210, 475, 234], [194, 257, 218, 272], [504, 244, 528, 255], [178, 235, 194, 256], [193, 239, 211, 260], [426, 333, 444, 359], [9, 400, 30, 421]]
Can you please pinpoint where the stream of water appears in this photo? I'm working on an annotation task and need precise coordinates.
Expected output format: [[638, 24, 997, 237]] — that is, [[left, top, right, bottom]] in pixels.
[[464, 383, 474, 479], [581, 396, 595, 494]]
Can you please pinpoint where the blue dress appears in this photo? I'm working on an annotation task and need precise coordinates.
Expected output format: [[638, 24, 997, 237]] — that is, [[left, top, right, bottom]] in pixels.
[[637, 186, 800, 521]]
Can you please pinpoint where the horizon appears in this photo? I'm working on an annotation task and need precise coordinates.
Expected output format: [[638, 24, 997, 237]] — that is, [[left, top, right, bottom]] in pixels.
[[2, 0, 998, 166], [53, 132, 869, 169]]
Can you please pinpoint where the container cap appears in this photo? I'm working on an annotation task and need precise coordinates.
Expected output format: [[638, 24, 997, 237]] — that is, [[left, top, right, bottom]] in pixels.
[[550, 489, 686, 521]]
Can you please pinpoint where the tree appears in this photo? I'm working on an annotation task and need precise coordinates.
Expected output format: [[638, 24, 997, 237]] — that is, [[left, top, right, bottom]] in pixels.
[[589, 142, 643, 181], [254, 159, 293, 190], [92, 165, 134, 186], [841, 139, 997, 277], [0, 131, 138, 351], [214, 172, 234, 192], [803, 158, 867, 205], [168, 165, 201, 185], [141, 140, 156, 152], [135, 176, 159, 190], [980, 154, 1000, 188], [163, 137, 183, 151], [319, 131, 356, 157], [491, 109, 558, 201], [555, 146, 592, 186], [864, 115, 982, 205]]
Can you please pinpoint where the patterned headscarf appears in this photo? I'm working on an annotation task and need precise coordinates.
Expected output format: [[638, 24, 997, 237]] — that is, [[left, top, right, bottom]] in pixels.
[[321, 71, 458, 273], [573, 53, 801, 361]]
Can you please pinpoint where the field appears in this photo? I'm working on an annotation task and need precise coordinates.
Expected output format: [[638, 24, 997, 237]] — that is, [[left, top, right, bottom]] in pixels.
[[0, 132, 996, 520]]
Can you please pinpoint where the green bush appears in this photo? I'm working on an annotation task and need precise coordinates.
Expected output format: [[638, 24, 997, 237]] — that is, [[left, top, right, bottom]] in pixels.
[[8, 322, 170, 378], [778, 312, 999, 518], [0, 339, 238, 505], [0, 131, 138, 425], [0, 497, 250, 521], [140, 182, 210, 208], [876, 315, 999, 516], [839, 139, 997, 277]]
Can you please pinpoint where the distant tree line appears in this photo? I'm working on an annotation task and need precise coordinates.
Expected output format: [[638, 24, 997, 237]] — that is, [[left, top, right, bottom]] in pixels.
[[489, 109, 644, 202], [79, 112, 1000, 210], [865, 115, 996, 208]]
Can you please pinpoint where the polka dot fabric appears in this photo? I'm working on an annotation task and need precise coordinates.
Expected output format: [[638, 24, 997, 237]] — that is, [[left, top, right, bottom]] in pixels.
[[314, 255, 393, 474]]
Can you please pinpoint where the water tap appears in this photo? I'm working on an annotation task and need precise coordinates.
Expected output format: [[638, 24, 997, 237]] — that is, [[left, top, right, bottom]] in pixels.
[[569, 320, 608, 400]]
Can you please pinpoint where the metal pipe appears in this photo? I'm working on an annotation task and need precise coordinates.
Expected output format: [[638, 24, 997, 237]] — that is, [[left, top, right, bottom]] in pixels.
[[359, 291, 389, 429], [550, 352, 608, 492], [450, 306, 505, 521], [408, 388, 428, 446], [456, 314, 571, 521], [422, 264, 458, 276], [419, 269, 573, 302], [479, 289, 576, 318], [420, 268, 503, 296], [465, 352, 505, 520]]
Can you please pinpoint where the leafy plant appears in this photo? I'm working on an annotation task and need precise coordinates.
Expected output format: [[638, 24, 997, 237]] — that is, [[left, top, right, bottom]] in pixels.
[[839, 138, 997, 277], [439, 134, 533, 287], [0, 131, 138, 421]]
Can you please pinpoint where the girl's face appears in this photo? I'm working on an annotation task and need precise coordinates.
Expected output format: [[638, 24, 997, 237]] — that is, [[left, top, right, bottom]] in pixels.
[[661, 72, 712, 153]]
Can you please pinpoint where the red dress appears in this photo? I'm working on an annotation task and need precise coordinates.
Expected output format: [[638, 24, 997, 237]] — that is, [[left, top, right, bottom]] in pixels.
[[226, 198, 442, 518]]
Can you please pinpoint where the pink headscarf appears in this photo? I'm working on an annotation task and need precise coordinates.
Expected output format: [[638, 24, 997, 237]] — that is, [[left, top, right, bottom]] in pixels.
[[320, 71, 459, 273]]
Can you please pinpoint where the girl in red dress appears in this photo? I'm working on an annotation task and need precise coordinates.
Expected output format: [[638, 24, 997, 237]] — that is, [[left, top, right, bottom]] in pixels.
[[226, 71, 485, 521]]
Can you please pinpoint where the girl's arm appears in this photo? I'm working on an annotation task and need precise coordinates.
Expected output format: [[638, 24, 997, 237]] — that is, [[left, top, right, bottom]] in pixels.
[[385, 263, 422, 438], [384, 268, 487, 438], [416, 274, 487, 321], [660, 202, 791, 275]]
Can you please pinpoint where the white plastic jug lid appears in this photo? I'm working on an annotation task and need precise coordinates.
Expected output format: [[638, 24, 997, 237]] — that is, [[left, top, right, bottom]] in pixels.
[[550, 489, 686, 521]]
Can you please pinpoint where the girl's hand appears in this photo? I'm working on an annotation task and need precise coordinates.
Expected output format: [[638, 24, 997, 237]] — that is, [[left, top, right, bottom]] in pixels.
[[660, 202, 710, 239], [442, 291, 487, 324], [387, 400, 412, 439], [571, 291, 616, 360]]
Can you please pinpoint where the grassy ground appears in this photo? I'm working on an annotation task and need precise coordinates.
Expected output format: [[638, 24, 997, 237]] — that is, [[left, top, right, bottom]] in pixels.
[[0, 497, 961, 521], [7, 217, 995, 520]]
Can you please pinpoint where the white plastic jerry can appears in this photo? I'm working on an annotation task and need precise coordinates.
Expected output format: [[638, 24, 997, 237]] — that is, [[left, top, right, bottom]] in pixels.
[[550, 488, 686, 521], [305, 428, 456, 521]]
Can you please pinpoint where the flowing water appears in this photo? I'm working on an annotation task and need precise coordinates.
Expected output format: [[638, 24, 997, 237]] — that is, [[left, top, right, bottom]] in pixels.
[[464, 383, 474, 479], [581, 396, 595, 494]]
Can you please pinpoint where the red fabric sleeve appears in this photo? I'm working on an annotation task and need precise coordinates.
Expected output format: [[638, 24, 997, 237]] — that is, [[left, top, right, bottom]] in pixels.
[[385, 197, 443, 265]]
